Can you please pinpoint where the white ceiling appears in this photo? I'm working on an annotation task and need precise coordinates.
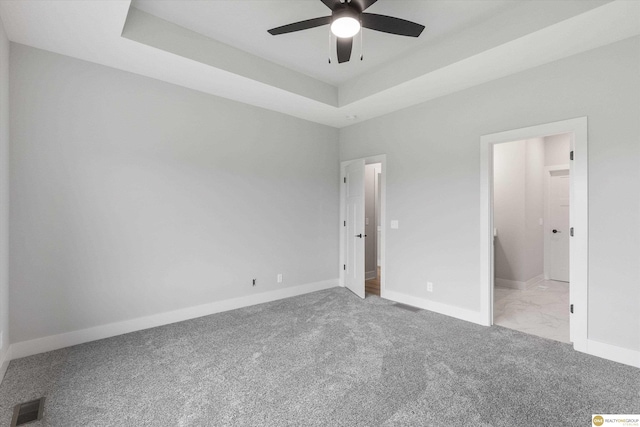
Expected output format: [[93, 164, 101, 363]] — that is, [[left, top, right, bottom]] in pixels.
[[132, 0, 518, 86], [0, 1, 639, 128]]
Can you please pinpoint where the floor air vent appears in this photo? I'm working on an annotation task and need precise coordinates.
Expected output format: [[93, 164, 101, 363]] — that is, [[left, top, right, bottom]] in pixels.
[[392, 303, 421, 312], [11, 397, 44, 426]]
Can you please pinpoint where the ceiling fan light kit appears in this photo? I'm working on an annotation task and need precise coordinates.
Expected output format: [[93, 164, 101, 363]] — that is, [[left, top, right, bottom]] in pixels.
[[331, 17, 361, 38], [267, 0, 425, 64], [331, 8, 361, 38]]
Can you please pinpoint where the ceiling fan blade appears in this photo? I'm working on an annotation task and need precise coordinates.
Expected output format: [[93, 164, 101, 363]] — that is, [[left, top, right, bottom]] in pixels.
[[361, 13, 425, 37], [349, 0, 378, 12], [336, 37, 353, 63], [320, 0, 342, 10], [268, 16, 331, 35]]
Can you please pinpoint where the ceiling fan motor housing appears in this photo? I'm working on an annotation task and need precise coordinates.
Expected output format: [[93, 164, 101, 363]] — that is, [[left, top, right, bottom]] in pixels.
[[333, 4, 361, 21]]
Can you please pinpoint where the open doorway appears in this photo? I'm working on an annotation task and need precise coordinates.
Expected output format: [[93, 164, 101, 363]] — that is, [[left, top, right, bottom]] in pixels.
[[364, 163, 382, 296], [480, 117, 588, 353], [340, 155, 386, 300], [492, 134, 571, 343]]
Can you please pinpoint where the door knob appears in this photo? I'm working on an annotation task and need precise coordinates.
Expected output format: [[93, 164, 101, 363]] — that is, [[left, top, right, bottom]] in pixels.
[[552, 229, 560, 233], [355, 234, 367, 238]]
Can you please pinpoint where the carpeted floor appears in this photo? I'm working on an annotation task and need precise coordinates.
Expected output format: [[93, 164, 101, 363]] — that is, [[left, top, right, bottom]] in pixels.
[[0, 287, 638, 426]]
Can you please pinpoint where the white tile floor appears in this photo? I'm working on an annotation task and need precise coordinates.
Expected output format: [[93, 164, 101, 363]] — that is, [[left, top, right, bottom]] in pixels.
[[493, 280, 570, 343]]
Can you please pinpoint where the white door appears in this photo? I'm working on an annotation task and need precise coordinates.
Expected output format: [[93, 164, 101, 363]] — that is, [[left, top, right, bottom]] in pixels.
[[345, 160, 365, 299], [549, 170, 570, 282]]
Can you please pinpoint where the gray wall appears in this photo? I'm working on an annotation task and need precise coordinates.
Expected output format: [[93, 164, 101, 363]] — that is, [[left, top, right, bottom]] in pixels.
[[492, 138, 544, 284], [340, 36, 640, 352], [0, 19, 9, 361], [523, 138, 544, 281], [545, 133, 571, 166], [9, 44, 340, 343], [494, 140, 527, 282]]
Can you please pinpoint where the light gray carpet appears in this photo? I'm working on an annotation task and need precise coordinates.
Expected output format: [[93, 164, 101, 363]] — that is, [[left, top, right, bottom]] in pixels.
[[0, 288, 638, 426]]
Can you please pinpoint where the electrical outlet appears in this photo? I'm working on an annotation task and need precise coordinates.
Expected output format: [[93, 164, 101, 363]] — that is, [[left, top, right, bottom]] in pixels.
[[277, 274, 283, 283], [252, 279, 257, 287], [427, 282, 433, 292]]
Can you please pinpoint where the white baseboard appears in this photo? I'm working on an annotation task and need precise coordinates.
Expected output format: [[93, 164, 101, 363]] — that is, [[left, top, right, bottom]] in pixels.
[[365, 270, 377, 280], [495, 278, 526, 290], [0, 347, 10, 383], [584, 339, 640, 368], [525, 274, 546, 289], [495, 274, 545, 290], [384, 290, 486, 326], [385, 291, 639, 368], [9, 279, 338, 361]]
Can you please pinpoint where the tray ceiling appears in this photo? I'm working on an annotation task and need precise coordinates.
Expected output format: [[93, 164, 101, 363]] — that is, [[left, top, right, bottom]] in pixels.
[[132, 0, 518, 86], [0, 1, 638, 128]]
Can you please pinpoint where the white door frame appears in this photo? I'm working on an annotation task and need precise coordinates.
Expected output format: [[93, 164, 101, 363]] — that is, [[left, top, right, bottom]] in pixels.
[[543, 164, 570, 281], [480, 117, 588, 352], [340, 154, 387, 297]]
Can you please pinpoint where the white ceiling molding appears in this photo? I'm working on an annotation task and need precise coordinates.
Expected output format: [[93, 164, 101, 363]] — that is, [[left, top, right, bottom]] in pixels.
[[122, 8, 338, 108], [0, 0, 638, 128], [341, 0, 640, 122], [337, 0, 615, 105]]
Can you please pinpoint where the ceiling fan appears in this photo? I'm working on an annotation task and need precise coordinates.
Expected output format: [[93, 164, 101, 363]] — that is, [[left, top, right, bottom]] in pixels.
[[267, 0, 425, 64]]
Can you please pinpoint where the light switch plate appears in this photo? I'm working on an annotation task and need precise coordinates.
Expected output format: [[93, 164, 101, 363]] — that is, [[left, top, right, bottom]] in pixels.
[[391, 220, 399, 229]]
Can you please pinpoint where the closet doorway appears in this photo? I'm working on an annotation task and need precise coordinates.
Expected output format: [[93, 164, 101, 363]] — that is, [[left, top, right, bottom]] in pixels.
[[364, 163, 382, 296]]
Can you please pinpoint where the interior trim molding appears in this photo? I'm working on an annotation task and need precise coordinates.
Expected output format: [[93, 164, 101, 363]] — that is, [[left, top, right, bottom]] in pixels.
[[386, 291, 640, 368], [584, 339, 640, 369], [480, 117, 589, 345], [384, 290, 485, 326], [9, 279, 339, 361], [495, 274, 545, 290], [495, 278, 526, 290]]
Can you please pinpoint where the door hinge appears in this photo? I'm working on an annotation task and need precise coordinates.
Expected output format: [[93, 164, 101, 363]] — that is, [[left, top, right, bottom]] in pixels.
[[570, 151, 574, 160], [343, 264, 346, 271], [343, 221, 346, 227], [343, 177, 346, 184], [570, 227, 574, 237], [570, 304, 574, 314]]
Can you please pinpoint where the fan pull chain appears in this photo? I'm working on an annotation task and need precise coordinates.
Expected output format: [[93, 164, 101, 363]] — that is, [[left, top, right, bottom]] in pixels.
[[328, 30, 332, 64], [360, 25, 364, 61]]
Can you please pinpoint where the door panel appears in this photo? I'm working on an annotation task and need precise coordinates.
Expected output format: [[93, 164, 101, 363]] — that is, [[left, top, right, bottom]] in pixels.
[[549, 171, 570, 282], [345, 160, 365, 299]]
